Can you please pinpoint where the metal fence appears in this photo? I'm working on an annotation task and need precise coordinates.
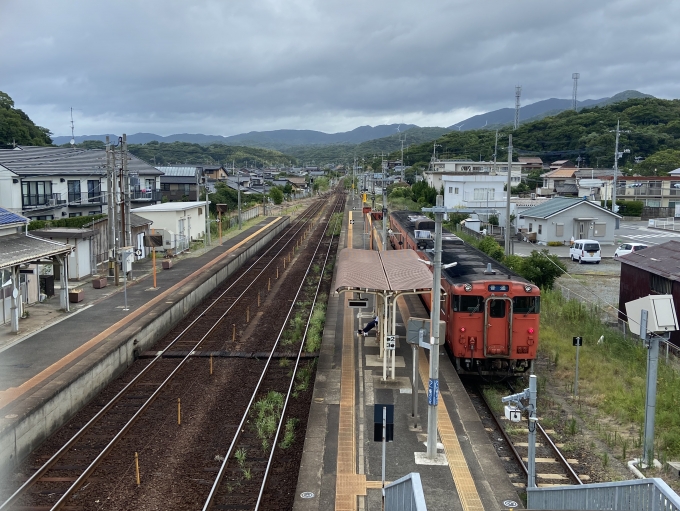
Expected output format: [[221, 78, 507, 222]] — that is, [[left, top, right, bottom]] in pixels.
[[650, 217, 680, 231], [384, 473, 427, 511], [553, 282, 680, 364], [527, 478, 680, 511]]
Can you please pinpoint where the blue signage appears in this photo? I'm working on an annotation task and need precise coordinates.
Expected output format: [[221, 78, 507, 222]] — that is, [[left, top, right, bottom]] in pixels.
[[488, 284, 509, 292], [427, 378, 439, 406]]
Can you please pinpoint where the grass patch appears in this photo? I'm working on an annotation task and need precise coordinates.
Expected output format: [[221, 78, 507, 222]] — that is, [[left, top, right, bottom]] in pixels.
[[327, 212, 343, 236], [305, 303, 326, 352], [295, 361, 316, 393], [540, 289, 680, 457], [279, 418, 299, 449], [252, 391, 284, 453]]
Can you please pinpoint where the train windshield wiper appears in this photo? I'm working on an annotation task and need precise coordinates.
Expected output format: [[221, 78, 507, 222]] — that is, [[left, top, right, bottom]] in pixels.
[[469, 303, 481, 316], [524, 302, 536, 317]]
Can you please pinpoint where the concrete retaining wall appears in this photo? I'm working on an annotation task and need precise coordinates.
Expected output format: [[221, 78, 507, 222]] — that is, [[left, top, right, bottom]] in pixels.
[[0, 218, 289, 479]]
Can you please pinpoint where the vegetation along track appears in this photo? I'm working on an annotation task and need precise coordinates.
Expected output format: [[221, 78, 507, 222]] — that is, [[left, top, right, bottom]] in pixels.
[[0, 190, 345, 511], [466, 380, 588, 491]]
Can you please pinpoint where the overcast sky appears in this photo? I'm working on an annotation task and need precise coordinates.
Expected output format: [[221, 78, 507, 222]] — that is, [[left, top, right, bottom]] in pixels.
[[2, 0, 679, 138]]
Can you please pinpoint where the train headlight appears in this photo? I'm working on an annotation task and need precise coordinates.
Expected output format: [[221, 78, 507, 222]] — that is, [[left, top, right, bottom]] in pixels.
[[464, 284, 473, 292], [524, 285, 533, 293]]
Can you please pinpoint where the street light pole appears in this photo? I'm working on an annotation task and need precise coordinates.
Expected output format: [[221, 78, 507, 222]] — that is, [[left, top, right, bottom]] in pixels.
[[421, 195, 453, 459]]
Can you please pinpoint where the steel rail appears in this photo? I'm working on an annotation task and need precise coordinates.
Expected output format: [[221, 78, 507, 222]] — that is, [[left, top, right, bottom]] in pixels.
[[0, 200, 324, 511], [254, 196, 344, 509], [537, 422, 583, 485], [202, 194, 345, 510]]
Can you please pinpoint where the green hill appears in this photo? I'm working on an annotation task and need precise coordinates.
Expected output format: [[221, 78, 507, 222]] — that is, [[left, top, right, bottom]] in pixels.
[[0, 91, 52, 148], [396, 97, 680, 176], [126, 140, 298, 167]]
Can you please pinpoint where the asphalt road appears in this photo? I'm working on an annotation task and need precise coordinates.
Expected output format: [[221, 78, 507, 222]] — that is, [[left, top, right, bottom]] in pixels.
[[613, 221, 680, 246]]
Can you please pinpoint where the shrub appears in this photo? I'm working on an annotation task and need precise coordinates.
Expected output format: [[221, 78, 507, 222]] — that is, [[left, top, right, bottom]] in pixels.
[[547, 241, 564, 246], [478, 236, 504, 261]]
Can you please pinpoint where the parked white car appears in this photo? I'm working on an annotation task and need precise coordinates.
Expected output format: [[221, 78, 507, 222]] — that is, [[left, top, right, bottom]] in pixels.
[[614, 243, 648, 258], [570, 239, 602, 264]]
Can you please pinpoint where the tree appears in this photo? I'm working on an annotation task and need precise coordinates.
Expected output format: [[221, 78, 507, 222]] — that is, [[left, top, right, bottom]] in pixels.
[[269, 187, 284, 204], [518, 250, 566, 289], [0, 90, 52, 147], [634, 149, 680, 176]]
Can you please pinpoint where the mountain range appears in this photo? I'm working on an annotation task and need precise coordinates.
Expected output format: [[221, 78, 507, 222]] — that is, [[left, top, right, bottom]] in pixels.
[[52, 90, 653, 150]]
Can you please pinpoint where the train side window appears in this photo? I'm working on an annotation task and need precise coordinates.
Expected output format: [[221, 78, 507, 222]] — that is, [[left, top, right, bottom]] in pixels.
[[489, 299, 506, 318], [455, 295, 483, 312], [513, 296, 540, 314]]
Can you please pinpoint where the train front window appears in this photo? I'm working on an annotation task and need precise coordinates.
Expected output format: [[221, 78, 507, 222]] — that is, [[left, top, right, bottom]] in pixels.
[[513, 296, 540, 314], [489, 299, 506, 318], [455, 295, 483, 313]]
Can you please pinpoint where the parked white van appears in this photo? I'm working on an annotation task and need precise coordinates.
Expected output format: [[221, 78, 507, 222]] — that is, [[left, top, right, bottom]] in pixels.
[[570, 239, 601, 264]]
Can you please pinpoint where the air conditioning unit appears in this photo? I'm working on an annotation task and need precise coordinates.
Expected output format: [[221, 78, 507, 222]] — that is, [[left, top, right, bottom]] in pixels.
[[48, 198, 56, 206]]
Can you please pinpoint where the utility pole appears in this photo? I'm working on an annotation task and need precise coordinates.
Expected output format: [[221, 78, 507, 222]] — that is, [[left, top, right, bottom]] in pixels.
[[612, 120, 620, 218], [123, 134, 131, 250], [382, 184, 387, 251], [514, 86, 521, 130], [237, 167, 242, 230], [572, 73, 580, 111], [205, 179, 211, 246], [493, 130, 498, 175], [400, 135, 405, 182], [106, 136, 115, 278], [505, 135, 513, 255]]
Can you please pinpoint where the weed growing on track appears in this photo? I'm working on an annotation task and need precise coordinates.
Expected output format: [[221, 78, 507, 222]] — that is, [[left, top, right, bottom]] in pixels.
[[295, 361, 316, 393], [305, 304, 326, 352], [327, 213, 343, 236], [243, 467, 252, 480], [253, 391, 284, 453], [235, 448, 247, 467], [279, 358, 290, 368], [280, 418, 299, 449]]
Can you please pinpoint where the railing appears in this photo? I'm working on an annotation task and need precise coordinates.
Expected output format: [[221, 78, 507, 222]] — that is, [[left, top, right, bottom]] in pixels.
[[67, 191, 107, 205], [130, 189, 162, 201], [384, 473, 427, 511], [650, 217, 679, 230], [22, 193, 65, 208], [527, 478, 680, 511]]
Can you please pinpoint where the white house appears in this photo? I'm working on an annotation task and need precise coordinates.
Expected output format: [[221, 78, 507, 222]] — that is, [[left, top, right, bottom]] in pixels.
[[31, 228, 97, 279], [0, 146, 163, 220], [425, 161, 523, 193], [132, 202, 209, 253], [442, 173, 508, 212]]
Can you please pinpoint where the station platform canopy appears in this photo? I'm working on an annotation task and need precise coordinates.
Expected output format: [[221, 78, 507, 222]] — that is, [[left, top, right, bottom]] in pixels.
[[335, 248, 433, 294]]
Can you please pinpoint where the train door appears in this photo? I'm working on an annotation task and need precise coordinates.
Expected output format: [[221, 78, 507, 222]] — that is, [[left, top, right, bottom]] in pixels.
[[484, 297, 512, 356]]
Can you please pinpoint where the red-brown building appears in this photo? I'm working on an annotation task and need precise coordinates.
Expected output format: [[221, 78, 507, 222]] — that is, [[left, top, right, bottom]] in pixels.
[[618, 240, 680, 346]]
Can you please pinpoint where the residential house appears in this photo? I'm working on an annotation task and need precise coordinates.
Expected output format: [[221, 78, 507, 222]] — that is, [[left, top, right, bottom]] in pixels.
[[519, 197, 620, 245], [86, 213, 153, 268], [157, 166, 201, 202], [426, 161, 523, 192], [442, 173, 508, 224], [617, 240, 680, 346], [133, 202, 209, 253], [30, 228, 97, 279], [536, 167, 579, 197], [202, 165, 228, 180], [0, 207, 73, 332], [518, 156, 544, 172], [0, 146, 162, 220]]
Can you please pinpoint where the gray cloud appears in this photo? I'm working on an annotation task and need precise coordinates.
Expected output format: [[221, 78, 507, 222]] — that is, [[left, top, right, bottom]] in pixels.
[[2, 0, 679, 137]]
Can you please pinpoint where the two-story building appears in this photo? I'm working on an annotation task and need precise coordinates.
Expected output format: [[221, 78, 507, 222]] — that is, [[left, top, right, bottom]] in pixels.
[[426, 160, 523, 192], [0, 146, 162, 220]]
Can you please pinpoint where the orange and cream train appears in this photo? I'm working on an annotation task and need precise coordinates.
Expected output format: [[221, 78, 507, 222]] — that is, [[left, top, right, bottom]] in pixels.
[[389, 211, 539, 376]]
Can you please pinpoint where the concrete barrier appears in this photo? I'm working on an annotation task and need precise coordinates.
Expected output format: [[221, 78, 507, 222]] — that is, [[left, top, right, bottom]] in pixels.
[[0, 218, 289, 480]]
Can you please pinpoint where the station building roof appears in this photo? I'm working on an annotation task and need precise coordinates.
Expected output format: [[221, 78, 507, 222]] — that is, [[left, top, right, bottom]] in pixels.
[[335, 248, 433, 294], [0, 233, 72, 270]]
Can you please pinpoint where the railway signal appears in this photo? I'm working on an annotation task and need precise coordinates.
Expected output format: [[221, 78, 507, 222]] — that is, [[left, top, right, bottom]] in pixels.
[[502, 375, 538, 489]]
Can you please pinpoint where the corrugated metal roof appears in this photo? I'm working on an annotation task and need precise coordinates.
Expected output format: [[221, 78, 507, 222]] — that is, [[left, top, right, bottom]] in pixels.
[[0, 146, 162, 177], [555, 183, 579, 194], [335, 248, 432, 293], [156, 166, 199, 177], [620, 240, 680, 281], [522, 197, 620, 219], [0, 234, 72, 269], [0, 208, 29, 226]]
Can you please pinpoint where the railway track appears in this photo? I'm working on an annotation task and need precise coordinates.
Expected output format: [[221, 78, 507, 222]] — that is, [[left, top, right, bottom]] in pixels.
[[0, 192, 343, 511], [203, 193, 344, 510], [470, 383, 587, 489]]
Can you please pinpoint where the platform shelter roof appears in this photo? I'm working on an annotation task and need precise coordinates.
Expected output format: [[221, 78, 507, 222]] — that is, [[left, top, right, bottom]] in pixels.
[[335, 248, 432, 293]]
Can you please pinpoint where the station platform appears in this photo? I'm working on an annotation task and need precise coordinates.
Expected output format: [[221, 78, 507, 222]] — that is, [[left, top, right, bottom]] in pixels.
[[0, 217, 288, 477], [294, 195, 522, 511]]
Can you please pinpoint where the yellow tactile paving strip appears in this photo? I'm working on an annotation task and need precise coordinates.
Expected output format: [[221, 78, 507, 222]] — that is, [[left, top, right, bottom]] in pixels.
[[335, 295, 369, 510], [0, 218, 283, 411], [397, 297, 486, 511]]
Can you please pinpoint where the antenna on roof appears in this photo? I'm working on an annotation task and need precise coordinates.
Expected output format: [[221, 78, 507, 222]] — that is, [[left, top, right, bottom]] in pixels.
[[69, 108, 75, 147]]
